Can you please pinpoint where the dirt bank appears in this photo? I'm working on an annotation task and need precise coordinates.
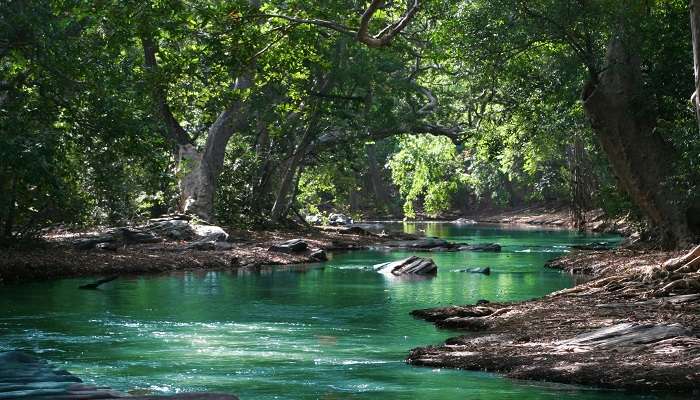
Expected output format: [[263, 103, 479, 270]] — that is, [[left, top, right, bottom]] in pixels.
[[0, 227, 384, 284], [407, 247, 700, 393]]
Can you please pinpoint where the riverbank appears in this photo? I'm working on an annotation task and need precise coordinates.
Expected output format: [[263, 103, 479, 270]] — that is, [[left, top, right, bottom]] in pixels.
[[464, 206, 634, 235], [0, 225, 385, 284], [407, 246, 700, 393]]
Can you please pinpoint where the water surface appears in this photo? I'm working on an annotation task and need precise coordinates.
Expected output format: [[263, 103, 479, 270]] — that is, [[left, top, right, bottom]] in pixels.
[[0, 223, 669, 399]]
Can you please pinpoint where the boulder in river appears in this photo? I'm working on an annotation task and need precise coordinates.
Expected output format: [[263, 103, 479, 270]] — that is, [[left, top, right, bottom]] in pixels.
[[373, 256, 438, 275], [458, 243, 501, 252], [268, 239, 309, 253]]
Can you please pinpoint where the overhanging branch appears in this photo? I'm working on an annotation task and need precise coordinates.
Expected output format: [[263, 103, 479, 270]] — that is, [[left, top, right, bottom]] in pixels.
[[262, 0, 420, 48]]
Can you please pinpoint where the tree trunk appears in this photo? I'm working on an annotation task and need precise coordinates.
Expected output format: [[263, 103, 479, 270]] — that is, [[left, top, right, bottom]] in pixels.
[[142, 31, 254, 222], [269, 125, 316, 223], [180, 95, 252, 222], [690, 0, 700, 131], [269, 77, 331, 223], [367, 143, 397, 215], [582, 36, 693, 249]]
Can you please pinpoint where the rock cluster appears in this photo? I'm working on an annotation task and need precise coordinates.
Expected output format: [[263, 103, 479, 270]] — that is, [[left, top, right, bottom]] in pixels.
[[73, 216, 229, 251], [267, 239, 327, 261], [385, 237, 501, 252]]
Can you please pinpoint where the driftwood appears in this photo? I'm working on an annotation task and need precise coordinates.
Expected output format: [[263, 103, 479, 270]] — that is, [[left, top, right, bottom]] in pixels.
[[78, 276, 118, 290], [557, 322, 690, 350]]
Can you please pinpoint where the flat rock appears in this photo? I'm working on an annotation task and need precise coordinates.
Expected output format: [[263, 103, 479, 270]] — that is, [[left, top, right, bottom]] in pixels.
[[373, 256, 438, 275], [268, 239, 308, 253]]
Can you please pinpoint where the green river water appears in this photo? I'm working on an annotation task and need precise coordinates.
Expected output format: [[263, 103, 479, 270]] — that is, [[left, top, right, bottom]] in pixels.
[[0, 223, 677, 399]]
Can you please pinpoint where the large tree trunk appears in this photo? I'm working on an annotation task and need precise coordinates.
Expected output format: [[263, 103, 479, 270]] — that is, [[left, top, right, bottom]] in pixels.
[[142, 32, 254, 222], [179, 94, 252, 222], [691, 0, 700, 131], [582, 36, 694, 249]]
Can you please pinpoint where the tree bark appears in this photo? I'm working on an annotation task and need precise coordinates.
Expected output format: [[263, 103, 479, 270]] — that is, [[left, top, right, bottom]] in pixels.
[[181, 87, 253, 221], [582, 36, 694, 248], [691, 0, 700, 131], [141, 33, 254, 222], [367, 143, 396, 214], [269, 119, 318, 223]]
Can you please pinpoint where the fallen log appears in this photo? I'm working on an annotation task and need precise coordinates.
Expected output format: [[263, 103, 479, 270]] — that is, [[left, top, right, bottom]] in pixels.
[[78, 276, 118, 290]]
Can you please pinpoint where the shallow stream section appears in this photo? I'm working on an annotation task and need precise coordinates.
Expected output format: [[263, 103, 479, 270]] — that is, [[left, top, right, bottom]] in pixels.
[[0, 223, 676, 399]]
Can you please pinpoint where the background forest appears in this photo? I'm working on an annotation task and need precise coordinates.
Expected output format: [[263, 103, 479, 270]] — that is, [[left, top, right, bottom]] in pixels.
[[1, 0, 699, 248]]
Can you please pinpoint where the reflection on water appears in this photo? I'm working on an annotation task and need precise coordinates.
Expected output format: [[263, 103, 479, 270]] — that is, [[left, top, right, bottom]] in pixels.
[[0, 224, 672, 399]]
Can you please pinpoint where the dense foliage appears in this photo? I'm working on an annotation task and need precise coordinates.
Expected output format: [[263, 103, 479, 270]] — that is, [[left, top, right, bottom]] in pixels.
[[1, 0, 698, 246]]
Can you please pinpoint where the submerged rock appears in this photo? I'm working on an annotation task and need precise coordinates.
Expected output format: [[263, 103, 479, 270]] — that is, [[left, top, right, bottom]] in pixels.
[[570, 242, 612, 251], [268, 239, 309, 253], [457, 267, 491, 275], [373, 256, 438, 275], [458, 243, 501, 252], [387, 237, 454, 250], [0, 350, 239, 399]]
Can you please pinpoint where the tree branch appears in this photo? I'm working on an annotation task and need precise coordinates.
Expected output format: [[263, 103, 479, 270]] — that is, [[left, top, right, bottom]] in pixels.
[[261, 14, 357, 36], [358, 0, 420, 48], [262, 0, 420, 48], [141, 34, 192, 146]]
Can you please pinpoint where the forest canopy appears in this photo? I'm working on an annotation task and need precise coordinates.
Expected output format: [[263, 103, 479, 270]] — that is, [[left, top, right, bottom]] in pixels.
[[1, 0, 699, 248]]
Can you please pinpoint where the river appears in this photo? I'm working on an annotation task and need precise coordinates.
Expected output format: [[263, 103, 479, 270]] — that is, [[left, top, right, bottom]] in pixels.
[[1, 223, 674, 399]]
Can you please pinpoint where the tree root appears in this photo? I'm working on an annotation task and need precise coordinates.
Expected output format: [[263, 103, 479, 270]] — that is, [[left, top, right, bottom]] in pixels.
[[643, 246, 700, 296]]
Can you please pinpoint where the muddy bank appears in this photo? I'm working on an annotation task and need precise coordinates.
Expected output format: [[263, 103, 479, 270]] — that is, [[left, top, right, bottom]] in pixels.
[[0, 226, 385, 284], [407, 247, 700, 393]]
